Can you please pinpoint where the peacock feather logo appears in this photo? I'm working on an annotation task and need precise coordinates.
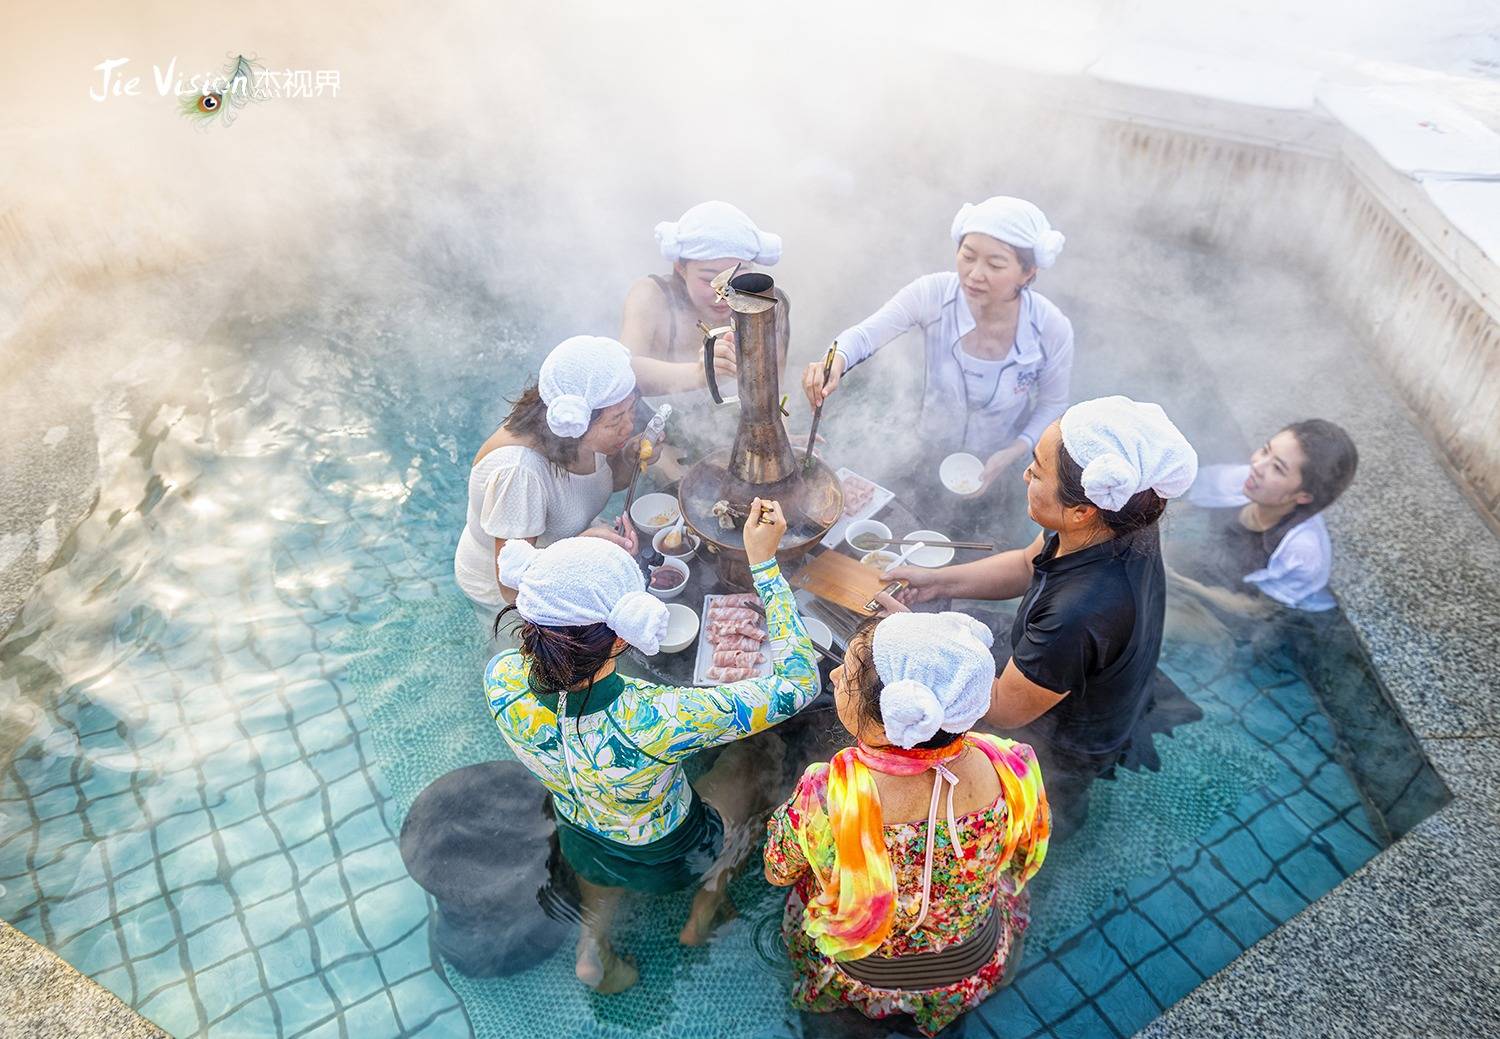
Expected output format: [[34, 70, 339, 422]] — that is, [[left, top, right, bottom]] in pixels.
[[178, 54, 266, 128]]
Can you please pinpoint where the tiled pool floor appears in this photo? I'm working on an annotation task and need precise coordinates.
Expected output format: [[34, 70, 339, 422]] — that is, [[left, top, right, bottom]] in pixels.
[[0, 322, 1447, 1038]]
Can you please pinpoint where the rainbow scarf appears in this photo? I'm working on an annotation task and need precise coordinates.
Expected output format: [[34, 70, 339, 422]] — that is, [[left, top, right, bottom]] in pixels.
[[790, 733, 1051, 961]]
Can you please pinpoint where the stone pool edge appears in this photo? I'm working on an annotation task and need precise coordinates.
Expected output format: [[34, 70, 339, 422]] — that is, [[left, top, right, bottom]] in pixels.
[[1, 920, 168, 1039]]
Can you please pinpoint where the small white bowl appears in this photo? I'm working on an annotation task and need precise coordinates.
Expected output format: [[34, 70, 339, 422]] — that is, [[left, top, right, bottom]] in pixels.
[[845, 518, 892, 555], [631, 492, 680, 533], [660, 603, 700, 653], [903, 529, 955, 568], [803, 616, 834, 651], [860, 549, 899, 572], [647, 557, 690, 600], [653, 524, 700, 562], [940, 453, 985, 496]]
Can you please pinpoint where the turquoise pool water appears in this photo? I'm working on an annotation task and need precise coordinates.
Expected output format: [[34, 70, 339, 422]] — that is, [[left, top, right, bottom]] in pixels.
[[0, 313, 1447, 1038]]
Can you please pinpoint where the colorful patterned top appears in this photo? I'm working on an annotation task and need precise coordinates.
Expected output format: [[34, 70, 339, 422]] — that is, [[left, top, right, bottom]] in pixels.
[[764, 735, 1049, 1036], [484, 559, 818, 845]]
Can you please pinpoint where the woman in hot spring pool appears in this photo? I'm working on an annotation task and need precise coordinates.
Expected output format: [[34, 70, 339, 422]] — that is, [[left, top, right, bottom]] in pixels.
[[763, 611, 1049, 1036], [1174, 419, 1359, 616], [454, 335, 654, 615], [801, 195, 1074, 502], [885, 397, 1200, 840], [482, 501, 820, 993]]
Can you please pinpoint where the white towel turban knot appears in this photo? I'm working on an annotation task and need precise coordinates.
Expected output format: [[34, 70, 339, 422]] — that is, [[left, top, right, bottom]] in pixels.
[[1059, 395, 1199, 513], [950, 195, 1065, 269], [537, 336, 637, 440], [872, 612, 997, 749], [498, 537, 670, 655], [655, 200, 782, 266]]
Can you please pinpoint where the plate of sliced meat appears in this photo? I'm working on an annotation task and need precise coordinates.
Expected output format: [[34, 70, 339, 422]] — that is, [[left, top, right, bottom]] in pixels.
[[693, 592, 785, 685], [819, 468, 895, 549]]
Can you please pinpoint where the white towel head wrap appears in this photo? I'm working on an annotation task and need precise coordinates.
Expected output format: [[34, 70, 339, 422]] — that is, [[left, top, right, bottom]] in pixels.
[[498, 537, 670, 655], [950, 196, 1065, 269], [536, 335, 636, 440], [1059, 395, 1199, 513], [655, 200, 782, 266], [871, 612, 997, 749]]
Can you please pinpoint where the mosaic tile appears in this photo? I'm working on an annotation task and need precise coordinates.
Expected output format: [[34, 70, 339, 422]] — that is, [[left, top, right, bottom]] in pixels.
[[1214, 895, 1275, 948], [260, 925, 317, 989], [1136, 882, 1201, 940], [1013, 961, 1085, 1023], [1094, 973, 1159, 1037], [1050, 1004, 1114, 1039], [1101, 908, 1169, 966], [271, 976, 339, 1037], [1280, 843, 1346, 902], [1135, 946, 1202, 1008], [1055, 927, 1127, 997], [213, 993, 279, 1038], [1176, 918, 1241, 976], [979, 986, 1045, 1038], [1177, 856, 1240, 911]]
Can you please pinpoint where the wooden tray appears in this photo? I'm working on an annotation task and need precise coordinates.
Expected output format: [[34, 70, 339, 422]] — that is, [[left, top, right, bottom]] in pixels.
[[789, 550, 902, 616]]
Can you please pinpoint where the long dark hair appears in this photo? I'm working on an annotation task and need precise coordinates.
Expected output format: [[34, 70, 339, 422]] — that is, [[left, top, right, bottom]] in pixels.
[[1055, 440, 1167, 542], [501, 385, 600, 470], [844, 621, 966, 752], [1283, 419, 1358, 518]]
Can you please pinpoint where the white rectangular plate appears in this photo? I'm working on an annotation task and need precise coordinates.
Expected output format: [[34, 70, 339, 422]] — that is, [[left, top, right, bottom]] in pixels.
[[692, 593, 788, 686], [820, 467, 895, 549]]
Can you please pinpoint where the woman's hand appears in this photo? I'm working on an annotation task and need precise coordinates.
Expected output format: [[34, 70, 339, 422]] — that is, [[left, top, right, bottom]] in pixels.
[[884, 565, 948, 607], [582, 523, 638, 555], [710, 332, 738, 383], [742, 498, 787, 566], [975, 441, 1029, 495], [801, 353, 846, 408]]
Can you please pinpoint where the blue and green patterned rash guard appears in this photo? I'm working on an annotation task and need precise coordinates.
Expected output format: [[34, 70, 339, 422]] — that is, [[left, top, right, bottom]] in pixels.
[[484, 559, 820, 846]]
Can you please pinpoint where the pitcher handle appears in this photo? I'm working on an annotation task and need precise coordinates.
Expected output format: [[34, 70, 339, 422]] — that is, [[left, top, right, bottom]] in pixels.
[[702, 324, 738, 406]]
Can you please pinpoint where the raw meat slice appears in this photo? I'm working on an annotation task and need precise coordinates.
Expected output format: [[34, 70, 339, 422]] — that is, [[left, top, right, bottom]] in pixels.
[[707, 666, 758, 683], [707, 633, 762, 652], [712, 649, 765, 668]]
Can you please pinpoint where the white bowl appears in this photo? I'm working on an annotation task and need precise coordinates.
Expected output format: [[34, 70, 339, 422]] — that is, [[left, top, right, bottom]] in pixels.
[[844, 518, 892, 555], [903, 529, 955, 568], [803, 616, 834, 651], [860, 549, 899, 572], [647, 557, 690, 600], [660, 603, 700, 653], [631, 492, 680, 533], [653, 524, 700, 562], [940, 453, 985, 496]]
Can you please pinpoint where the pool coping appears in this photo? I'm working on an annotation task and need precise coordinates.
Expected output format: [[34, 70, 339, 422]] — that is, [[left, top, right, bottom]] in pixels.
[[1, 920, 168, 1038]]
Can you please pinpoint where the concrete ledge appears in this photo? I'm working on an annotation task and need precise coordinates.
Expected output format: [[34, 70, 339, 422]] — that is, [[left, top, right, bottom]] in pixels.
[[0, 922, 168, 1039]]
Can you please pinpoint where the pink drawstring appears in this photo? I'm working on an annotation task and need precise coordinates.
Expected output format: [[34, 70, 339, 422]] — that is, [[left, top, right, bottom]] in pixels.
[[906, 761, 963, 933]]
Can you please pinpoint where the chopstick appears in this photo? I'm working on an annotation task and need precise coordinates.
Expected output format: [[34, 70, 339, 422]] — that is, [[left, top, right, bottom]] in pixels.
[[854, 537, 997, 552], [803, 341, 837, 470], [813, 643, 843, 666]]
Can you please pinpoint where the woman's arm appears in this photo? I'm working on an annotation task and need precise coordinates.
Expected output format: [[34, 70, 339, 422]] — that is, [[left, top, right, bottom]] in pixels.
[[492, 535, 537, 604], [620, 277, 734, 395], [642, 559, 821, 760], [890, 530, 1045, 605], [984, 659, 1067, 728], [763, 788, 813, 887], [803, 274, 943, 406]]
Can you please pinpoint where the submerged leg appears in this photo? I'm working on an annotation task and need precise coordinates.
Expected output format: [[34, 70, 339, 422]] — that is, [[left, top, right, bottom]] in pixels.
[[574, 877, 637, 993], [680, 735, 786, 946]]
